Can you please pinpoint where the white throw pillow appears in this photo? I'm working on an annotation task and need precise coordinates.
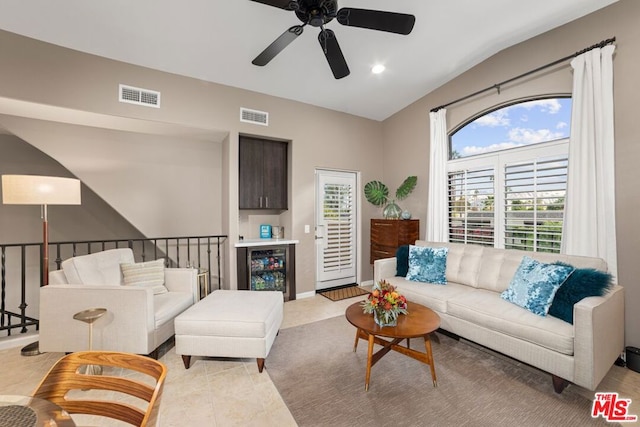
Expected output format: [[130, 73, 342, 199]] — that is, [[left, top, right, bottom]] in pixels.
[[62, 248, 135, 285], [120, 259, 168, 295]]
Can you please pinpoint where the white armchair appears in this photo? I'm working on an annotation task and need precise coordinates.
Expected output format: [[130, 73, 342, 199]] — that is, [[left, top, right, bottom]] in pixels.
[[39, 248, 198, 356]]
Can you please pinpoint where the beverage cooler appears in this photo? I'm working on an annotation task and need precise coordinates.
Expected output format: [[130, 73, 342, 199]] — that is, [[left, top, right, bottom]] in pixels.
[[236, 242, 296, 301]]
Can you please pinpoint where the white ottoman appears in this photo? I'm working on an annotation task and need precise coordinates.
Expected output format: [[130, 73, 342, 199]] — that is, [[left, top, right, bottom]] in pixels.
[[174, 290, 283, 372]]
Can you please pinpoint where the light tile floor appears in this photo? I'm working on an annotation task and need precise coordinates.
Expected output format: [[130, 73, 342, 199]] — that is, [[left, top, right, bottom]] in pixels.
[[1, 292, 639, 426], [0, 293, 360, 426]]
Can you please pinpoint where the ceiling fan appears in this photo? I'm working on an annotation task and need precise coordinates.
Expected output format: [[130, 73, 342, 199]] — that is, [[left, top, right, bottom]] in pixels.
[[250, 0, 416, 79]]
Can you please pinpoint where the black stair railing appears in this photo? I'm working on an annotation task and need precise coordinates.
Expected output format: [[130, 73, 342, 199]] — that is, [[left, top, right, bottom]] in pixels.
[[1, 235, 227, 338]]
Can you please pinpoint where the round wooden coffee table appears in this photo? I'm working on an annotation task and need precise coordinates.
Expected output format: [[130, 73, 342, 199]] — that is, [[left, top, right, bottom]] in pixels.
[[345, 300, 441, 391]]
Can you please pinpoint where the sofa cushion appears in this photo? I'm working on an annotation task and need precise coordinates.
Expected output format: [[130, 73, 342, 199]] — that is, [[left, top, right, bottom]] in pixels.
[[415, 241, 484, 288], [501, 256, 574, 316], [121, 259, 168, 295], [447, 289, 575, 355], [61, 248, 135, 286], [414, 241, 607, 293], [175, 290, 283, 338], [549, 263, 613, 324], [388, 276, 469, 313], [406, 245, 448, 284], [154, 291, 196, 329]]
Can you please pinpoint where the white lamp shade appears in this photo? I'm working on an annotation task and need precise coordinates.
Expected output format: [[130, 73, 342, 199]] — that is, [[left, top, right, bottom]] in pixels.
[[2, 175, 81, 205]]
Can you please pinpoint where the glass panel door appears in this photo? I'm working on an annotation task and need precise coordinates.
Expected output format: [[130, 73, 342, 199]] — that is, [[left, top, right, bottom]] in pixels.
[[249, 247, 287, 295]]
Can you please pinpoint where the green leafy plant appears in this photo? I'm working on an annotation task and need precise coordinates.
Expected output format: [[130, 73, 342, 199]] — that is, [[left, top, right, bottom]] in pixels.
[[364, 176, 417, 207]]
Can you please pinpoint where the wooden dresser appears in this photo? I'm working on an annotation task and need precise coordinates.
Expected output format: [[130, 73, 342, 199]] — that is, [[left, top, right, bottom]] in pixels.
[[370, 219, 420, 264]]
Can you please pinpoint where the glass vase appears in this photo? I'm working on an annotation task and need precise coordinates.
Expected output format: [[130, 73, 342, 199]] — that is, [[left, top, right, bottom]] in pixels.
[[383, 201, 402, 220], [374, 309, 397, 327]]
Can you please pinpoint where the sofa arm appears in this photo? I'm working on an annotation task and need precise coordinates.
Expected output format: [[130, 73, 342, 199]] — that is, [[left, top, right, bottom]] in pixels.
[[374, 257, 397, 283], [573, 284, 625, 390], [39, 284, 155, 354], [164, 268, 198, 302], [49, 269, 68, 285]]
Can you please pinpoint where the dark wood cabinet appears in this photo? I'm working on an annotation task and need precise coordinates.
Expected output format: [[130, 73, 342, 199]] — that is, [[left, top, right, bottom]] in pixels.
[[239, 136, 288, 210], [370, 219, 419, 263]]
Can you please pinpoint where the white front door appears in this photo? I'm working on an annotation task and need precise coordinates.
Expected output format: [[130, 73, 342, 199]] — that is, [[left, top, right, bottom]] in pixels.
[[315, 169, 357, 290]]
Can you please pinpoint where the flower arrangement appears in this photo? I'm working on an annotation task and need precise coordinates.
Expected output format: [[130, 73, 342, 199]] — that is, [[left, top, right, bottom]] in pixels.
[[361, 280, 408, 327]]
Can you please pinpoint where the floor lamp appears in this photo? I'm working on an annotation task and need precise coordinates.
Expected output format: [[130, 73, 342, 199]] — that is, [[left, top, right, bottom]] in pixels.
[[1, 174, 82, 355]]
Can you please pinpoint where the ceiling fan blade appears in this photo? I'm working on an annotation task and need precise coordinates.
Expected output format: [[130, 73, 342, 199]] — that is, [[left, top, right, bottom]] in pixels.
[[336, 8, 416, 35], [249, 0, 296, 10], [318, 29, 350, 80], [252, 25, 304, 66]]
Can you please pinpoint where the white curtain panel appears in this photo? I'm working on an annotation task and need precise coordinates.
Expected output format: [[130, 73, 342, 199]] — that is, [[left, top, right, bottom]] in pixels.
[[426, 109, 449, 242], [562, 44, 618, 279]]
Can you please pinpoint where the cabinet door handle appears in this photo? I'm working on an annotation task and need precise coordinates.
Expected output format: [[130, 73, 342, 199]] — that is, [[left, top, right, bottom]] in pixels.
[[265, 196, 269, 208], [259, 196, 263, 208]]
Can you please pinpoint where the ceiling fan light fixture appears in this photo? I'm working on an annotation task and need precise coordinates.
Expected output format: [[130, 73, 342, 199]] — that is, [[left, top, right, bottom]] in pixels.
[[371, 64, 385, 74]]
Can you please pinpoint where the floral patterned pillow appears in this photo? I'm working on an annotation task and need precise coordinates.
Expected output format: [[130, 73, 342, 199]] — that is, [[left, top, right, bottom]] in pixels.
[[501, 256, 574, 316], [406, 245, 448, 285]]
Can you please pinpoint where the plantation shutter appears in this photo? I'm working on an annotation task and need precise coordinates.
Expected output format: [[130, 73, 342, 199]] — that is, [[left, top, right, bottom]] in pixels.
[[322, 182, 354, 273], [447, 167, 495, 246], [504, 156, 567, 253]]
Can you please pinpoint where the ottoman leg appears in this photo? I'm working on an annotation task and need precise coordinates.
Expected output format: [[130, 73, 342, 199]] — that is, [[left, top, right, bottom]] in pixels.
[[257, 358, 265, 373], [181, 355, 192, 369]]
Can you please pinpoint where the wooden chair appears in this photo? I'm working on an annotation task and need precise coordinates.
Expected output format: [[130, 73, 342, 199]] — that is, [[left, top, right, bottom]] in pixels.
[[32, 351, 167, 426]]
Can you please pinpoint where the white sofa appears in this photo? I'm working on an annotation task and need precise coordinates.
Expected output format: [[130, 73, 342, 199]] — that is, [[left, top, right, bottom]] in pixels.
[[374, 240, 625, 392], [39, 248, 198, 356]]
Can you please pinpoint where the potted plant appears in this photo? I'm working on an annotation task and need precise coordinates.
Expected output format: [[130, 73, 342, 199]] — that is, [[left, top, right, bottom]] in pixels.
[[364, 176, 417, 219], [361, 280, 408, 327]]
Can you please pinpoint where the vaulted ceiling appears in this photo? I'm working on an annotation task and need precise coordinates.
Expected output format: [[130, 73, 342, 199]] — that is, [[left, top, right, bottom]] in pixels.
[[0, 0, 618, 121]]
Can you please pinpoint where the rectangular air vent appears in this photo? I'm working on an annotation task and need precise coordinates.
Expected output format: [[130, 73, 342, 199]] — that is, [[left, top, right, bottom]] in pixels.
[[240, 107, 269, 126], [119, 84, 161, 108]]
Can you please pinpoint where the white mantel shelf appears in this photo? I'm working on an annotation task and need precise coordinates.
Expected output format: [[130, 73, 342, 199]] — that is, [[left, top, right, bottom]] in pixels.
[[234, 238, 299, 248]]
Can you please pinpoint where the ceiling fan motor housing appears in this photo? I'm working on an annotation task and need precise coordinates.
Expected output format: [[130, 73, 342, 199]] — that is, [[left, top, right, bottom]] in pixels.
[[295, 0, 338, 27]]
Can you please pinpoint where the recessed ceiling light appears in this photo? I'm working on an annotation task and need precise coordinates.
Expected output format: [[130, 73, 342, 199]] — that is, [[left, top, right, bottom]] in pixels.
[[371, 64, 385, 74]]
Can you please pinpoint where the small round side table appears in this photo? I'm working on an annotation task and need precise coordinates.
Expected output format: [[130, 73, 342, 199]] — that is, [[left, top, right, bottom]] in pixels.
[[73, 308, 107, 375], [197, 268, 210, 299]]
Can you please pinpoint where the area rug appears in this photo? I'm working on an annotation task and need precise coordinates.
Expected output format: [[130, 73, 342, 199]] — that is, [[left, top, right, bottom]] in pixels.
[[319, 285, 369, 302], [267, 315, 613, 427]]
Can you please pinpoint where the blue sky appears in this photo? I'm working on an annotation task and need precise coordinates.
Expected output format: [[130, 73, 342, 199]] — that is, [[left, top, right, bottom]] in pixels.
[[451, 98, 572, 158]]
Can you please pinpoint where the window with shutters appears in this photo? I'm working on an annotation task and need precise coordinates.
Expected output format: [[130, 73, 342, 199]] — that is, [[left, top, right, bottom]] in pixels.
[[322, 182, 354, 272], [448, 97, 570, 253], [448, 167, 495, 246]]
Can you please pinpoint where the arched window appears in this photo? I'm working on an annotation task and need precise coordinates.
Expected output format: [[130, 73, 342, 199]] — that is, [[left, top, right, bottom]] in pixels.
[[447, 97, 571, 253]]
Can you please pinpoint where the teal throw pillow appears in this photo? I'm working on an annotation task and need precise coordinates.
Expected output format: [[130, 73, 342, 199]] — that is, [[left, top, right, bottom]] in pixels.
[[548, 262, 613, 324], [501, 256, 574, 317], [406, 245, 448, 285], [396, 245, 409, 277]]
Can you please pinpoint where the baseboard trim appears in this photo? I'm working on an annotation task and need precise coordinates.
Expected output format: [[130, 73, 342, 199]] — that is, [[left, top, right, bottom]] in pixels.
[[0, 331, 39, 351], [296, 291, 316, 300]]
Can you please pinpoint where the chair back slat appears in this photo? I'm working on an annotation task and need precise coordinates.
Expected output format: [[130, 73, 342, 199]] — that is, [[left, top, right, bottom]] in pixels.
[[32, 351, 167, 427], [63, 400, 146, 426]]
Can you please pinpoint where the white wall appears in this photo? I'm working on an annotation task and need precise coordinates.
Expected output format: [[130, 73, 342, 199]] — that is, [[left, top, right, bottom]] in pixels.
[[0, 114, 224, 239]]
